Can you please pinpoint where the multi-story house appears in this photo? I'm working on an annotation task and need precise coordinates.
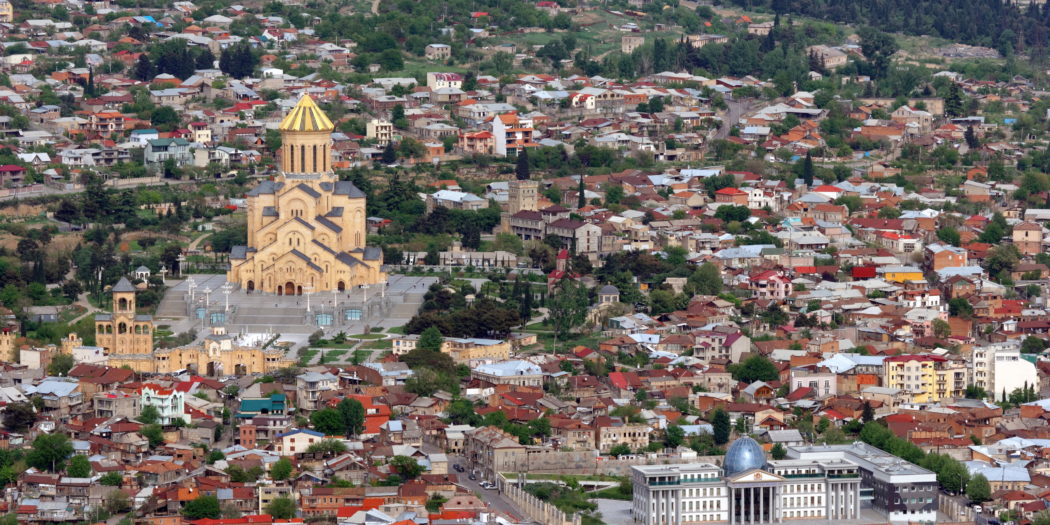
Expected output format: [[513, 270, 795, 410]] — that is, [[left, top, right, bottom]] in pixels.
[[492, 112, 536, 156], [749, 270, 791, 300], [971, 342, 1038, 401], [93, 391, 139, 419], [295, 371, 337, 412], [1013, 221, 1043, 256], [925, 243, 968, 272], [594, 417, 649, 453], [139, 384, 189, 425], [144, 138, 193, 170]]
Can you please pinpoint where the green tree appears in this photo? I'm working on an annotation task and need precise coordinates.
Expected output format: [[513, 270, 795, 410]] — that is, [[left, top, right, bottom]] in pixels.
[[1021, 336, 1047, 354], [966, 473, 991, 503], [665, 424, 685, 449], [271, 457, 293, 481], [182, 495, 221, 519], [337, 397, 366, 437], [515, 148, 530, 180], [771, 443, 787, 460], [861, 401, 875, 423], [690, 262, 723, 295], [936, 227, 961, 246], [858, 26, 898, 78], [67, 454, 92, 477], [712, 408, 730, 445], [138, 405, 161, 425], [105, 489, 131, 514], [419, 326, 444, 352], [801, 151, 814, 187], [310, 408, 345, 436], [265, 496, 296, 519], [948, 297, 974, 318], [548, 279, 590, 339], [609, 443, 632, 456], [2, 402, 35, 431], [99, 472, 123, 486], [218, 42, 257, 79], [390, 455, 424, 479], [141, 424, 164, 448], [47, 354, 75, 376], [307, 439, 348, 454], [728, 355, 779, 383], [932, 319, 951, 339], [26, 433, 73, 472]]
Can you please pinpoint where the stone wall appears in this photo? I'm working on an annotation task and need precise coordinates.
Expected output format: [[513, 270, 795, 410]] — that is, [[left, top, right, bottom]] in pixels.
[[497, 474, 582, 525]]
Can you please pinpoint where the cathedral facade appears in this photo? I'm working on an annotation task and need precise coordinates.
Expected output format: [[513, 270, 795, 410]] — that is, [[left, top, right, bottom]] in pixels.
[[227, 95, 386, 295]]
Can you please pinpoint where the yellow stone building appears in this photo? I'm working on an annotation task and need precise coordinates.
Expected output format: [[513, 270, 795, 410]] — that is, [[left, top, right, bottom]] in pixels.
[[0, 1, 12, 23], [93, 278, 294, 374], [227, 95, 386, 295]]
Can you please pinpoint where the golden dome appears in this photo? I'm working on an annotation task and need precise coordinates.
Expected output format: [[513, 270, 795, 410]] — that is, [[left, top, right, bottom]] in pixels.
[[278, 95, 335, 132]]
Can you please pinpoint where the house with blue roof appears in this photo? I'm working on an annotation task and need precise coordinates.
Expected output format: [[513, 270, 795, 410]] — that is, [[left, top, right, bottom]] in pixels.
[[274, 428, 326, 456]]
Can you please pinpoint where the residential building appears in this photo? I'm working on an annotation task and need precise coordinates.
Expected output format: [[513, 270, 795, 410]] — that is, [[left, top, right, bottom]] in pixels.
[[882, 355, 965, 403], [925, 243, 968, 272], [139, 384, 189, 425], [471, 360, 543, 387], [144, 138, 193, 170], [971, 342, 1038, 401], [296, 371, 338, 412], [424, 44, 451, 61], [274, 428, 326, 455], [492, 113, 536, 156], [366, 118, 394, 145], [1013, 221, 1043, 256]]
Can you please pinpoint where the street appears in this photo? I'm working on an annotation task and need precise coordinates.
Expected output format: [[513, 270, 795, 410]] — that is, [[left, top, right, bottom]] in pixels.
[[447, 454, 525, 520]]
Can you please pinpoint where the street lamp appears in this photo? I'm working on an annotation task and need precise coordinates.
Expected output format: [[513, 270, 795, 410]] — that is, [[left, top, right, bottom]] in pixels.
[[304, 284, 314, 312], [188, 277, 197, 303], [202, 287, 212, 328], [222, 282, 232, 312]]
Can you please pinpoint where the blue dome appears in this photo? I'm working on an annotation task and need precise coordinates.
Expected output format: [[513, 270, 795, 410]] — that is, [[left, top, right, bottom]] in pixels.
[[723, 437, 766, 475]]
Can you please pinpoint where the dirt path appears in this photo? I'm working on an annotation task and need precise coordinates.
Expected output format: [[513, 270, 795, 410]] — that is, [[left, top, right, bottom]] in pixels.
[[188, 232, 212, 252], [371, 0, 380, 15]]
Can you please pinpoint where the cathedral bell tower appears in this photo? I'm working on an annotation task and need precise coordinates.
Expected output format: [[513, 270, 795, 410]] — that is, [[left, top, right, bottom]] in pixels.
[[278, 95, 335, 177]]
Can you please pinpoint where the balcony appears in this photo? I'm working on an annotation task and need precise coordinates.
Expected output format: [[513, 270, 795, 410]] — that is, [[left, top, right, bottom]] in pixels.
[[828, 473, 859, 479], [783, 473, 824, 479]]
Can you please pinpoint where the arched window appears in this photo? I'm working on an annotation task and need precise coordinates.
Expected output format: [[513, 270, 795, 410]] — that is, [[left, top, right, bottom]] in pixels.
[[118, 322, 127, 334], [300, 145, 306, 172], [313, 145, 318, 172], [118, 297, 128, 310]]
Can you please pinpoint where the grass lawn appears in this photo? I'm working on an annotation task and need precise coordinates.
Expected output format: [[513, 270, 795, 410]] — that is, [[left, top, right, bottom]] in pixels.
[[319, 349, 347, 364], [362, 339, 393, 350], [386, 325, 405, 334], [348, 333, 385, 340], [526, 321, 551, 331], [353, 349, 370, 362]]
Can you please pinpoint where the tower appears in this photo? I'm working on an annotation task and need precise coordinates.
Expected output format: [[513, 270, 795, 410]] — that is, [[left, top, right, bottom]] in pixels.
[[278, 94, 334, 175], [95, 277, 154, 358], [508, 179, 538, 214]]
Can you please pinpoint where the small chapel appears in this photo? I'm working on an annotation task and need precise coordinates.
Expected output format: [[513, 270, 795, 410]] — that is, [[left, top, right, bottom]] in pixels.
[[227, 95, 386, 294]]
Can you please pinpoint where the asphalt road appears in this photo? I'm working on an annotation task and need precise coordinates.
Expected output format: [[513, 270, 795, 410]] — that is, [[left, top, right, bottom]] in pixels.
[[449, 454, 525, 520]]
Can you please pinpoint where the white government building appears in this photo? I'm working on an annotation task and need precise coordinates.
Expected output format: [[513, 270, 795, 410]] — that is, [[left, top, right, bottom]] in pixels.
[[631, 438, 937, 525]]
